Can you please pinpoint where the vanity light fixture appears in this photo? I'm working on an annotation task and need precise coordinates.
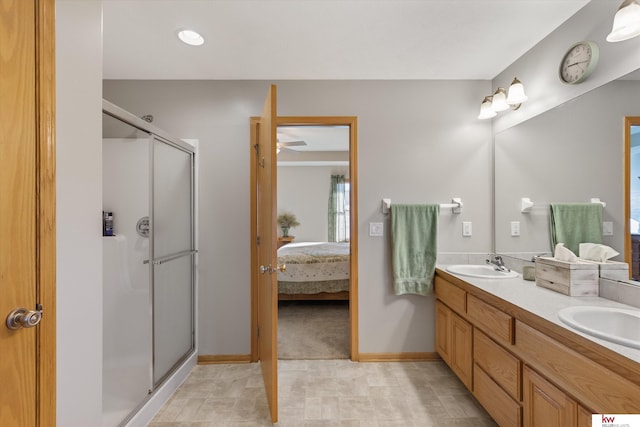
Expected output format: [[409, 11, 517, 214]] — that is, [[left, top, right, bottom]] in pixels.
[[607, 0, 640, 42], [491, 88, 510, 112], [477, 96, 497, 119], [177, 29, 205, 46], [505, 77, 528, 106], [478, 77, 527, 120]]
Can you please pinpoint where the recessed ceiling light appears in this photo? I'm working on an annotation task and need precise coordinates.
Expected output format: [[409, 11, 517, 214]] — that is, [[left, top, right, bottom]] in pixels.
[[177, 29, 205, 46]]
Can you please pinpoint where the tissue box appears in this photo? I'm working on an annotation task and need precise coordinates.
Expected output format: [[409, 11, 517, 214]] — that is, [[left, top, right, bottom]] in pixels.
[[581, 259, 629, 281], [535, 257, 599, 296]]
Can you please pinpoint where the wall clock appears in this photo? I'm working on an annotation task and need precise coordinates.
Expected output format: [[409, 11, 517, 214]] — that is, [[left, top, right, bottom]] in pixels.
[[559, 41, 599, 85]]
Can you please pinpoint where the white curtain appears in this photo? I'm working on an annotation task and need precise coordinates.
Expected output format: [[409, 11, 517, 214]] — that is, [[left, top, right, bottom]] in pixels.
[[328, 174, 349, 242]]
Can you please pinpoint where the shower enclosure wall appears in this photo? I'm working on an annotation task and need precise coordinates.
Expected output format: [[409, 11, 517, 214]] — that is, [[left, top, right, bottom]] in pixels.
[[102, 101, 197, 427]]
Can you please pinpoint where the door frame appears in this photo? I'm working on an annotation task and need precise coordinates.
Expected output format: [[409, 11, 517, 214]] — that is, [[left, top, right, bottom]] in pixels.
[[38, 0, 56, 424], [250, 116, 359, 361], [624, 116, 640, 277]]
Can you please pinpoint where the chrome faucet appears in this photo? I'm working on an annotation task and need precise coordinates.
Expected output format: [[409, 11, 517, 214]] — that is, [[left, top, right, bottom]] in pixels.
[[486, 255, 510, 272]]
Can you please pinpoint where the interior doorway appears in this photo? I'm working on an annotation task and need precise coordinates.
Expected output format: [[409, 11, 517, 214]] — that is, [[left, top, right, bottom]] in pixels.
[[625, 117, 640, 280], [250, 116, 359, 362], [276, 124, 352, 359]]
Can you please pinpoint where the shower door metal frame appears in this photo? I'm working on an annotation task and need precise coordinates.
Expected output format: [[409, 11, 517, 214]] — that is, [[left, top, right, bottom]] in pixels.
[[148, 133, 197, 387], [102, 99, 197, 422]]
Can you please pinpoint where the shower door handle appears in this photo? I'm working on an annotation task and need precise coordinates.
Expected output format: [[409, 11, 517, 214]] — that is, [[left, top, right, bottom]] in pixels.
[[260, 265, 271, 274]]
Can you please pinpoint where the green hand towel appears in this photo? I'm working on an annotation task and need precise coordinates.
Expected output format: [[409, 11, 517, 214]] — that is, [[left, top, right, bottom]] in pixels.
[[390, 204, 439, 296], [549, 203, 603, 255]]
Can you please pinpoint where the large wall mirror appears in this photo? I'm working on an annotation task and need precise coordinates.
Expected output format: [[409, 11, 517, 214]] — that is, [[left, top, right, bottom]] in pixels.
[[494, 69, 640, 276]]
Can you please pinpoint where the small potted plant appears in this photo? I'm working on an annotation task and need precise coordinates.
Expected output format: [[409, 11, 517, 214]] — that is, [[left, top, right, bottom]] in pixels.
[[277, 211, 300, 237]]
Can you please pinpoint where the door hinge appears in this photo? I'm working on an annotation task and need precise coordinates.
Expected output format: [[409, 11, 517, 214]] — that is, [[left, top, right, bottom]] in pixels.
[[257, 326, 260, 337], [256, 236, 260, 245]]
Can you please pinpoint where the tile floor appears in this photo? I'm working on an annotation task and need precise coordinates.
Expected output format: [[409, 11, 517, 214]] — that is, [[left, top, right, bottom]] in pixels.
[[149, 359, 497, 426]]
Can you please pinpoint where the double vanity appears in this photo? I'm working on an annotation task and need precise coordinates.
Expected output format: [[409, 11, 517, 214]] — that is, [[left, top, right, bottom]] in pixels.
[[435, 265, 640, 427]]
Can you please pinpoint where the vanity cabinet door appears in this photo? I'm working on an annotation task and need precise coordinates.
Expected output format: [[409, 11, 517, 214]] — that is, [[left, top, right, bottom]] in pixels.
[[435, 300, 451, 364], [435, 300, 473, 389], [450, 311, 473, 389], [523, 366, 577, 427], [577, 405, 592, 427]]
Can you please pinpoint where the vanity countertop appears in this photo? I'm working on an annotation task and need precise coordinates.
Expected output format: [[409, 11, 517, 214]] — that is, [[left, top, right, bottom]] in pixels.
[[435, 265, 640, 365]]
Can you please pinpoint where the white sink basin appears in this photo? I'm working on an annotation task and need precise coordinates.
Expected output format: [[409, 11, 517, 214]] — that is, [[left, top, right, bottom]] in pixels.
[[445, 264, 518, 279], [558, 306, 640, 349]]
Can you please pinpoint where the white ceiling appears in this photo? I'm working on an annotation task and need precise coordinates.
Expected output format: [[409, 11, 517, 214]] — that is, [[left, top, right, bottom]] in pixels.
[[102, 0, 592, 81], [278, 125, 349, 151]]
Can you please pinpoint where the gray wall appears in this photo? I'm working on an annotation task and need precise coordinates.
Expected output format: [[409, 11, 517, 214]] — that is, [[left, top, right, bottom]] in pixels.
[[57, 1, 103, 425], [494, 0, 640, 133], [278, 165, 348, 242], [103, 79, 493, 355]]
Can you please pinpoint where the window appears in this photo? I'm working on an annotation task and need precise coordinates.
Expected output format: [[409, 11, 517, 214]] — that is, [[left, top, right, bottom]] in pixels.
[[329, 175, 349, 242]]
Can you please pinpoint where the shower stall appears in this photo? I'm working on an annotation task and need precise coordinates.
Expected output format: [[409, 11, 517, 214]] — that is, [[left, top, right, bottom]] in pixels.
[[101, 100, 197, 427]]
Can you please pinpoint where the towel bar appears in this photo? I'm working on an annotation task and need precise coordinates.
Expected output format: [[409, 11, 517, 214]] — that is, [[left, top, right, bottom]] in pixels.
[[520, 197, 606, 213], [381, 198, 462, 214]]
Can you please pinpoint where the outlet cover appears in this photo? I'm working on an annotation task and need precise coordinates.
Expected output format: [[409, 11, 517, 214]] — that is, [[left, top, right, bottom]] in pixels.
[[369, 222, 384, 237]]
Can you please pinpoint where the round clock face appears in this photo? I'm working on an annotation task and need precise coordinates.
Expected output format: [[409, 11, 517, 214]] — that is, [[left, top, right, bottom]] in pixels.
[[559, 41, 599, 85]]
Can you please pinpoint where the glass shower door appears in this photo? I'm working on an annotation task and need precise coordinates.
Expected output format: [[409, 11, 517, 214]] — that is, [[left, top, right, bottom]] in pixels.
[[151, 137, 195, 385], [102, 112, 153, 427]]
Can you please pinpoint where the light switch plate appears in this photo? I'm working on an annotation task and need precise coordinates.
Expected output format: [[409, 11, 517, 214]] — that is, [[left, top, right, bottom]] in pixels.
[[369, 222, 384, 237], [603, 221, 613, 236], [462, 221, 472, 237], [511, 221, 520, 236]]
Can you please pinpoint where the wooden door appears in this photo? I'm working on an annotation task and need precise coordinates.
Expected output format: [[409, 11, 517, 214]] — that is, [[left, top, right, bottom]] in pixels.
[[257, 85, 278, 423], [0, 0, 56, 426]]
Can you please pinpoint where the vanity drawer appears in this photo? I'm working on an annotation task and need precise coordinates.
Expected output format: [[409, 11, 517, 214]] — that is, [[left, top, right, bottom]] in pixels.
[[515, 320, 640, 413], [474, 329, 521, 400], [474, 364, 522, 427], [467, 294, 514, 345], [434, 276, 466, 314]]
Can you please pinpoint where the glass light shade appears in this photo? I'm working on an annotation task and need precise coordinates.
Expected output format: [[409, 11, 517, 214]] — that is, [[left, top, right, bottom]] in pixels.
[[178, 29, 205, 46], [506, 78, 528, 105], [491, 88, 509, 112], [607, 0, 640, 42], [478, 96, 497, 120]]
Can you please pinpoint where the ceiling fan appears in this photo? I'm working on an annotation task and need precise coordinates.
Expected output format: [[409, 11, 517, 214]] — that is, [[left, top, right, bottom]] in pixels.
[[276, 139, 306, 154]]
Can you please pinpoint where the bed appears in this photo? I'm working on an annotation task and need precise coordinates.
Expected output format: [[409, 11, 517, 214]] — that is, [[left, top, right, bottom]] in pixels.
[[277, 241, 350, 300]]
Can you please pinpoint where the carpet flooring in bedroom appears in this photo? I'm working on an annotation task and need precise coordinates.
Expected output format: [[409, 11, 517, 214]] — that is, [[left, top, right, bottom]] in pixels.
[[278, 300, 350, 360]]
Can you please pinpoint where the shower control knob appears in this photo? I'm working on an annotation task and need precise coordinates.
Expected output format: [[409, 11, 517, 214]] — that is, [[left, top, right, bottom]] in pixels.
[[6, 306, 43, 330]]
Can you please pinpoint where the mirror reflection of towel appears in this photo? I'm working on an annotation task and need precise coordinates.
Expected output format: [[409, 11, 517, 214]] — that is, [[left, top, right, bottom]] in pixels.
[[549, 203, 602, 255], [390, 204, 439, 296]]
